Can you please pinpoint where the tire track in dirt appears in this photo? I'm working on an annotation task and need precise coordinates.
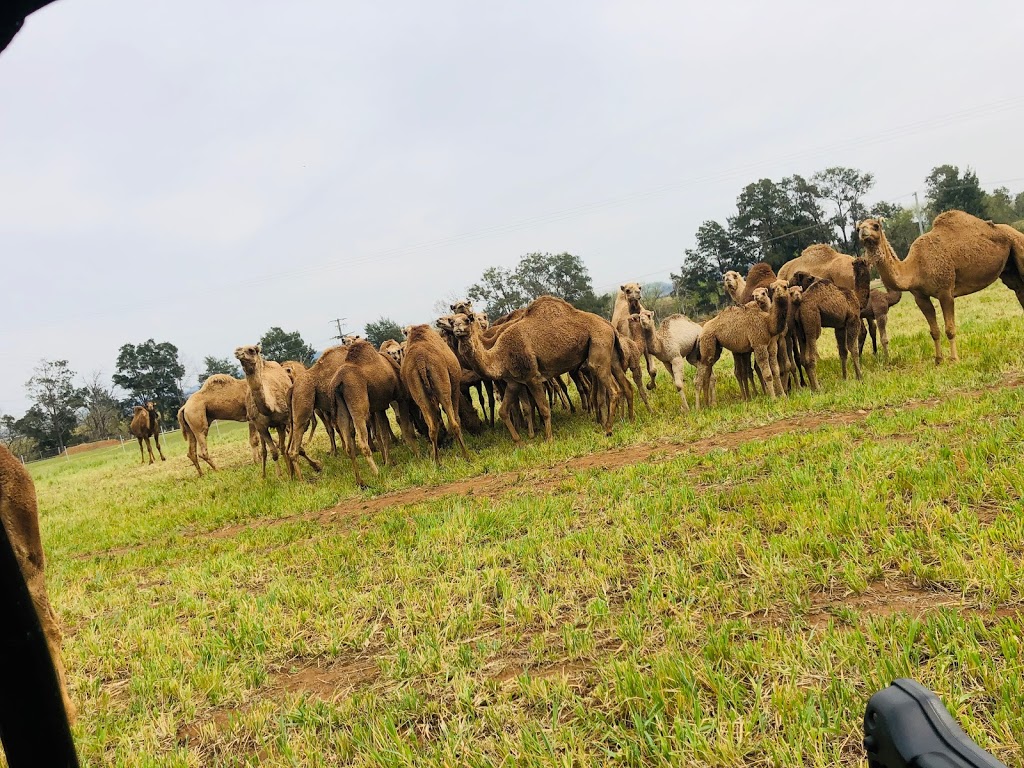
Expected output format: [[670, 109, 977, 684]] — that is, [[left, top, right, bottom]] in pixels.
[[79, 372, 1024, 558]]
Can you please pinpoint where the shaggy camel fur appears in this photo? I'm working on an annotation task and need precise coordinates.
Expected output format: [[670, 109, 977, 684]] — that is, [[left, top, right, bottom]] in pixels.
[[858, 212, 1024, 363], [789, 261, 869, 390], [178, 375, 261, 475], [401, 325, 471, 463], [128, 402, 165, 464], [0, 444, 76, 722], [329, 339, 419, 485], [695, 283, 790, 408], [724, 263, 778, 396], [286, 346, 353, 475], [778, 244, 864, 302], [452, 296, 622, 442], [617, 328, 652, 413], [235, 344, 319, 479], [611, 283, 657, 390], [859, 288, 903, 361], [634, 309, 701, 411], [379, 339, 405, 365]]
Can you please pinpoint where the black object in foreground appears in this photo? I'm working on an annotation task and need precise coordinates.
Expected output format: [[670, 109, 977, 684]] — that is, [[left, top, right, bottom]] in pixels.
[[864, 678, 1006, 768]]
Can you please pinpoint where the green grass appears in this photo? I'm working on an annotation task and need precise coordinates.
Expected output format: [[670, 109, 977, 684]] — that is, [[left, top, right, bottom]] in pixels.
[[22, 285, 1024, 766]]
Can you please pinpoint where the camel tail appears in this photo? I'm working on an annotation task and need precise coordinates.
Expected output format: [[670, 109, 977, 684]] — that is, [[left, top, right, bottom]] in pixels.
[[177, 407, 192, 443]]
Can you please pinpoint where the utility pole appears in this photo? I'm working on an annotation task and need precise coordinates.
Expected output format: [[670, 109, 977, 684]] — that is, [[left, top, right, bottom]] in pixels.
[[329, 318, 347, 340], [913, 192, 926, 236]]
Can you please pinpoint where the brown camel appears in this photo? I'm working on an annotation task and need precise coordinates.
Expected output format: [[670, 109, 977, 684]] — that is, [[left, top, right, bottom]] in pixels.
[[695, 282, 790, 408], [778, 243, 863, 296], [177, 375, 262, 476], [859, 287, 903, 361], [235, 344, 319, 479], [611, 283, 657, 390], [617, 328, 652, 413], [789, 259, 869, 390], [723, 263, 779, 395], [451, 296, 622, 442], [401, 325, 471, 463], [1, 444, 76, 722], [634, 308, 701, 411], [128, 401, 165, 464], [857, 212, 1024, 363], [286, 346, 353, 475], [329, 339, 419, 485]]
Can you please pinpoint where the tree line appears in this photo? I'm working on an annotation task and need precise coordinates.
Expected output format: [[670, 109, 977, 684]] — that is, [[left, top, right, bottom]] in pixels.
[[4, 164, 1020, 460]]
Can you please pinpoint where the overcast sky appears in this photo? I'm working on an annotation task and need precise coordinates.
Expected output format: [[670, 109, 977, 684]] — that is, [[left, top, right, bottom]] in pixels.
[[2, 0, 1022, 416]]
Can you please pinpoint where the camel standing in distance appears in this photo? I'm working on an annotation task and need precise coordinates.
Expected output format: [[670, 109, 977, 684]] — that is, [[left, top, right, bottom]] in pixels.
[[611, 283, 657, 390], [178, 375, 260, 476], [128, 401, 165, 465], [1, 444, 76, 722], [858, 212, 1024, 363]]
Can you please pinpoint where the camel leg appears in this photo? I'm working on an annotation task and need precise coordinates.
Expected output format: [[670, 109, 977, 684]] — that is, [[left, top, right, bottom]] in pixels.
[[695, 362, 713, 410], [334, 403, 365, 486], [937, 290, 958, 362], [803, 334, 821, 392], [153, 430, 166, 461], [847, 322, 863, 380], [555, 375, 575, 413], [753, 346, 776, 400], [630, 364, 651, 412], [524, 378, 553, 442], [912, 292, 943, 363], [485, 380, 496, 427], [248, 422, 261, 464], [439, 388, 470, 462], [374, 414, 393, 467], [768, 339, 785, 396], [392, 401, 420, 458], [734, 354, 751, 401], [868, 318, 878, 357], [185, 428, 202, 476], [878, 315, 889, 362], [193, 422, 217, 472], [834, 328, 849, 380], [422, 401, 443, 464], [669, 356, 689, 412], [645, 350, 657, 390], [145, 437, 155, 464], [498, 381, 524, 444]]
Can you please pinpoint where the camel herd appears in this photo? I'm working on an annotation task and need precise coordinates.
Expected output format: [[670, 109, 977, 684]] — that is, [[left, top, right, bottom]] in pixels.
[[169, 210, 1024, 484]]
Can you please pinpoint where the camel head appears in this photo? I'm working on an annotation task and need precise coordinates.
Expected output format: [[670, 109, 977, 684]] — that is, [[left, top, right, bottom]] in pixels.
[[790, 271, 816, 291], [475, 312, 490, 331], [435, 315, 455, 335], [722, 271, 742, 296], [620, 283, 642, 311], [788, 285, 803, 305], [636, 308, 656, 331], [341, 334, 362, 346], [234, 344, 263, 374], [857, 218, 885, 252], [380, 339, 405, 366], [451, 313, 477, 339], [450, 300, 474, 316], [752, 287, 771, 312]]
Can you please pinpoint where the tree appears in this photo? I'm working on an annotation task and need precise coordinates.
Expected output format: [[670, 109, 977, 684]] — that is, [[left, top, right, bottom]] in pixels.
[[112, 339, 186, 421], [0, 414, 39, 460], [76, 371, 124, 442], [671, 220, 735, 316], [466, 266, 528, 318], [925, 165, 986, 218], [983, 187, 1018, 224], [199, 356, 241, 383], [24, 359, 84, 453], [364, 317, 405, 348], [258, 327, 316, 366], [813, 167, 875, 252], [465, 252, 601, 318]]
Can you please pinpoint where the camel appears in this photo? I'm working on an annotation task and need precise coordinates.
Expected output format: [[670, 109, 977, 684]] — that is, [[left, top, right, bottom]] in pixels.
[[401, 325, 471, 464], [177, 375, 262, 475], [634, 309, 701, 411], [617, 328, 652, 412], [379, 339, 405, 366], [859, 288, 903, 362], [235, 344, 319, 479], [451, 296, 622, 442], [695, 282, 790, 408], [128, 401, 165, 465], [329, 339, 419, 485], [1, 444, 76, 722], [611, 283, 657, 390], [789, 261, 869, 390], [723, 263, 779, 395], [286, 346, 353, 474], [857, 212, 1024, 363], [778, 244, 863, 301]]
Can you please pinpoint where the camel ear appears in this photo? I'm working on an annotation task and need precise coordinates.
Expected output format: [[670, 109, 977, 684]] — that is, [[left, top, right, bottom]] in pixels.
[[255, 344, 262, 354], [620, 285, 627, 292]]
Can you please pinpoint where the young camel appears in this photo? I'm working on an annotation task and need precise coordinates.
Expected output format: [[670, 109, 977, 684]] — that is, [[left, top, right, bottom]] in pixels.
[[859, 288, 903, 362], [723, 263, 778, 397], [235, 344, 319, 479], [401, 325, 471, 464], [634, 309, 702, 411], [452, 297, 622, 442], [1, 444, 77, 722], [789, 264, 868, 391], [128, 401, 165, 465], [177, 374, 261, 475], [329, 339, 419, 486], [617, 328, 652, 412], [857, 212, 1024, 363], [611, 283, 657, 390], [695, 283, 790, 409]]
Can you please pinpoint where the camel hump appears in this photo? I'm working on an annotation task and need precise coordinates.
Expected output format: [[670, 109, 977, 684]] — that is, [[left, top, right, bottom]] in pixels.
[[746, 262, 776, 285], [132, 405, 147, 414], [201, 374, 237, 390], [405, 325, 433, 344], [344, 339, 377, 362]]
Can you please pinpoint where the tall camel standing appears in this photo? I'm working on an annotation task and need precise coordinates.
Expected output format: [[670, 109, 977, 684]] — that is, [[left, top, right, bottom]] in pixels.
[[857, 212, 1024, 363], [177, 375, 260, 476], [128, 401, 165, 465], [1, 444, 76, 722]]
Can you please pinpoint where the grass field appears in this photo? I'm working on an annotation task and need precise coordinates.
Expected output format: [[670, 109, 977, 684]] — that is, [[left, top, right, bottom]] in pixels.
[[22, 286, 1024, 767]]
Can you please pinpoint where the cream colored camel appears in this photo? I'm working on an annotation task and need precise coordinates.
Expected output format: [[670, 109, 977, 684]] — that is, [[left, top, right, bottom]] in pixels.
[[858, 211, 1024, 363], [1, 444, 76, 722], [128, 402, 165, 464], [611, 283, 657, 389], [178, 374, 261, 475], [634, 309, 701, 411], [401, 325, 471, 463]]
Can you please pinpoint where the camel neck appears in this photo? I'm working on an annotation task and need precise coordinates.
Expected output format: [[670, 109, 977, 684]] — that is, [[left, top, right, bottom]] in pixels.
[[460, 330, 501, 380], [868, 236, 911, 292]]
